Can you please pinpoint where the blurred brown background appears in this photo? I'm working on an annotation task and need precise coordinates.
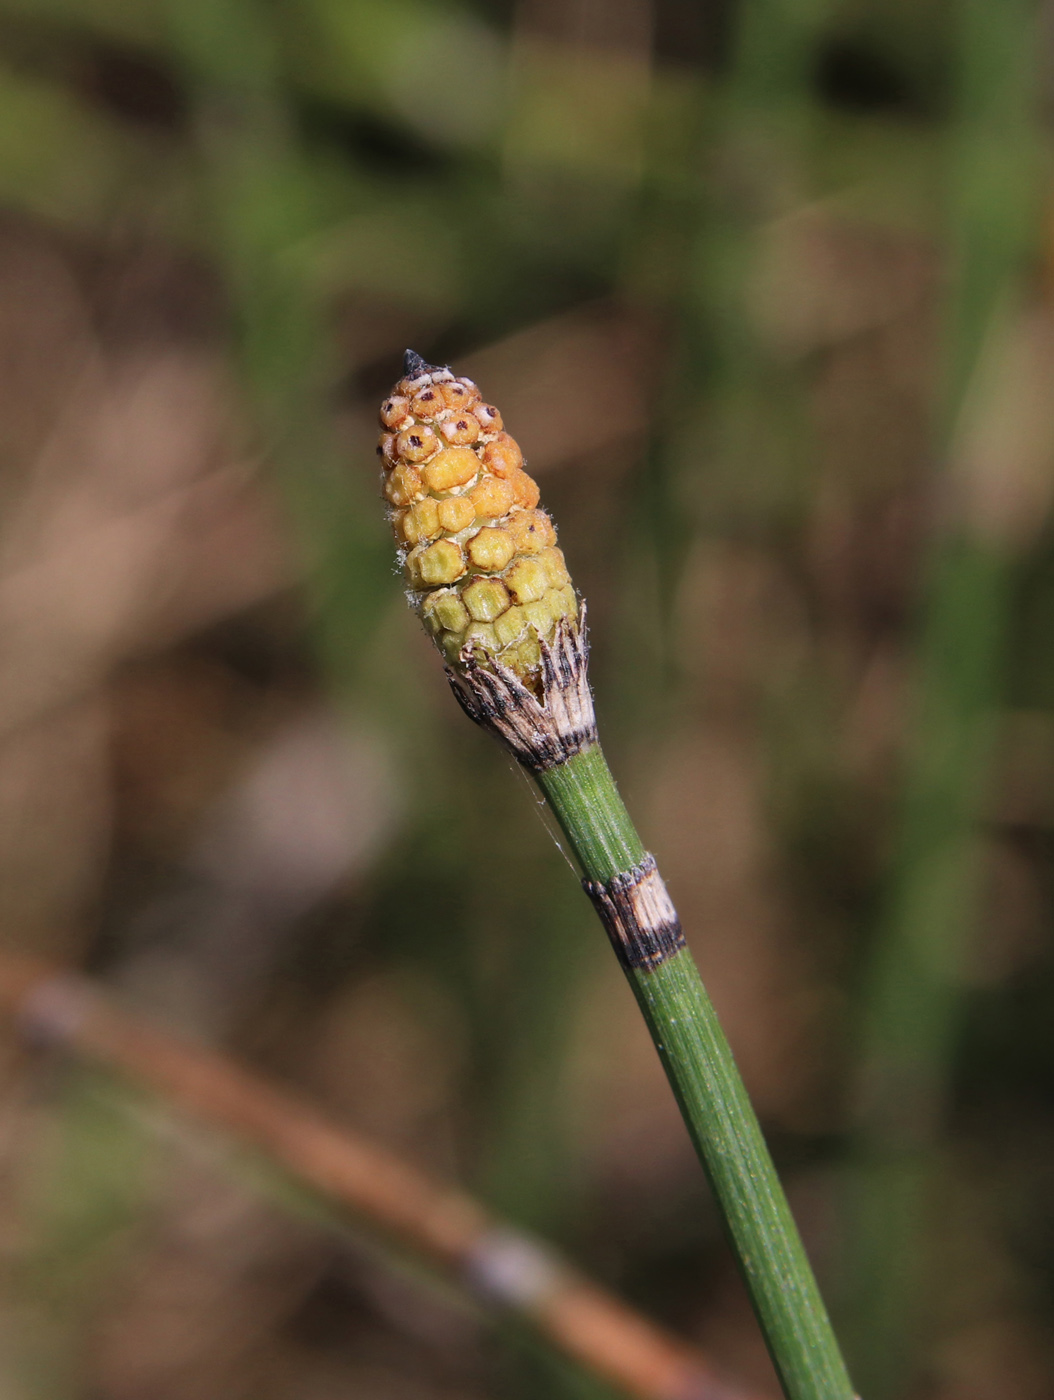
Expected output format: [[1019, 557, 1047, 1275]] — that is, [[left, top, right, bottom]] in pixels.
[[0, 0, 1052, 1397]]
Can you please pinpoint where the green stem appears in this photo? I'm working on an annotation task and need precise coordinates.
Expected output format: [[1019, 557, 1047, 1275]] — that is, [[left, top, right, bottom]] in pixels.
[[537, 745, 855, 1400], [535, 745, 646, 882]]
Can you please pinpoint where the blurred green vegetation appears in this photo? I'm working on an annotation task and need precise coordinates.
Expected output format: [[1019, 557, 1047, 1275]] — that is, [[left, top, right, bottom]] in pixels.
[[0, 0, 1052, 1398]]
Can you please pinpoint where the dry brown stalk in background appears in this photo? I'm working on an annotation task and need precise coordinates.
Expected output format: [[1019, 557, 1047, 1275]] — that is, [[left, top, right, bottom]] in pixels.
[[0, 953, 757, 1400]]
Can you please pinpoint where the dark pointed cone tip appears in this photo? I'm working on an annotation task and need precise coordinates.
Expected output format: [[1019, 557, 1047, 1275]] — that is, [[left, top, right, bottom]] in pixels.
[[403, 348, 449, 380]]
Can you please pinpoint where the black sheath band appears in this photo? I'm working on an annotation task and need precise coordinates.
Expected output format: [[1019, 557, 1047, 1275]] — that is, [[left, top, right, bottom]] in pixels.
[[584, 854, 686, 972]]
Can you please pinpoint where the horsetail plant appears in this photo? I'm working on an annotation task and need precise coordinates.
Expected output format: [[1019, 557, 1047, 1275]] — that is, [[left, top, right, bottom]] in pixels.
[[379, 352, 856, 1400]]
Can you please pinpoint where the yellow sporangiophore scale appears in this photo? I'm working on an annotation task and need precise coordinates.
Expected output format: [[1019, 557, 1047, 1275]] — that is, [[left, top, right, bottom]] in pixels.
[[379, 351, 576, 685]]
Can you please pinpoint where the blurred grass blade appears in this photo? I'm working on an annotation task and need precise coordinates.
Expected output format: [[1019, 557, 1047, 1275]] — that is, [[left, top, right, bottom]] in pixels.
[[162, 0, 390, 699], [839, 2, 1042, 1394]]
